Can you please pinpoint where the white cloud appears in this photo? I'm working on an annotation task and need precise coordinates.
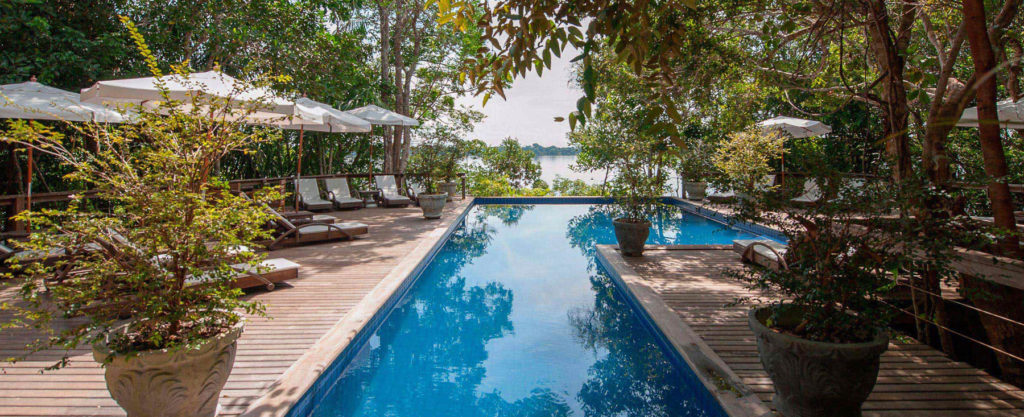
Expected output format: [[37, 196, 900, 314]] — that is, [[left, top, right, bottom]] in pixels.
[[457, 47, 581, 147]]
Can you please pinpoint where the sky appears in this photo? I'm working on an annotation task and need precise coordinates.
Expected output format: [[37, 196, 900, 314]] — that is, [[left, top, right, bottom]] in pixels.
[[457, 48, 580, 147]]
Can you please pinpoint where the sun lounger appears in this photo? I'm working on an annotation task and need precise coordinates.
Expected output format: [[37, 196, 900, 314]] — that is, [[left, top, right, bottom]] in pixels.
[[791, 179, 822, 205], [324, 177, 363, 210], [374, 175, 413, 207], [295, 178, 334, 211], [706, 186, 735, 202], [406, 181, 426, 206], [733, 239, 788, 271], [266, 208, 368, 250]]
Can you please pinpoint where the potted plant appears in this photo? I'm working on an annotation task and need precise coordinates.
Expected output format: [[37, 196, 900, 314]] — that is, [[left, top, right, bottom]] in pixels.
[[608, 141, 668, 257], [678, 135, 718, 201], [729, 173, 972, 417], [407, 140, 452, 219], [0, 22, 281, 417]]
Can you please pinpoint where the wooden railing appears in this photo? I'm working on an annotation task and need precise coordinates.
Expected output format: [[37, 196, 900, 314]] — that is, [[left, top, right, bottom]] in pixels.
[[0, 172, 465, 238]]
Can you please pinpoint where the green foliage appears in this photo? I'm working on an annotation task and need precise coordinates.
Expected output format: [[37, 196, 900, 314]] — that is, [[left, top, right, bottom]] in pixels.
[[467, 172, 551, 197], [435, 0, 697, 130], [0, 0, 133, 89], [552, 176, 606, 196], [713, 129, 784, 192], [728, 173, 991, 343], [470, 138, 543, 189], [568, 55, 672, 219], [407, 126, 468, 193], [0, 25, 284, 367]]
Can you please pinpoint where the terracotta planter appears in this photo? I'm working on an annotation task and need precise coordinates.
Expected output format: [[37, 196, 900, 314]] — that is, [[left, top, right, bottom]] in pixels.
[[93, 321, 244, 417], [440, 182, 457, 202], [613, 218, 651, 257], [418, 194, 447, 219], [684, 181, 707, 200], [749, 307, 888, 417]]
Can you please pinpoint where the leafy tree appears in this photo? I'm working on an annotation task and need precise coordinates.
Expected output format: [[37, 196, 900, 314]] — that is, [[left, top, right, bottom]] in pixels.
[[551, 176, 605, 196], [471, 137, 543, 188], [1, 24, 282, 367], [712, 129, 784, 193]]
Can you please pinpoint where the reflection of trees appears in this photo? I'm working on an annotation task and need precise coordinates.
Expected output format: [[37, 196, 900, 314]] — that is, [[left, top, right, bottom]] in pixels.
[[568, 273, 715, 417], [476, 204, 534, 226], [565, 205, 616, 262]]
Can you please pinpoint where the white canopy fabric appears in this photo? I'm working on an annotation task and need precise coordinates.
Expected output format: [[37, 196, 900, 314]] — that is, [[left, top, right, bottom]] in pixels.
[[758, 116, 832, 138], [1, 81, 127, 123], [345, 104, 419, 126], [80, 71, 320, 125], [280, 97, 371, 133], [956, 99, 1024, 129]]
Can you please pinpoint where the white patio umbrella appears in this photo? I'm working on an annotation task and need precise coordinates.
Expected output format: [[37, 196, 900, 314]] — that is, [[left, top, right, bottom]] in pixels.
[[279, 97, 372, 186], [80, 70, 320, 125], [345, 104, 420, 127], [344, 104, 419, 177], [758, 116, 832, 138], [956, 99, 1024, 129], [2, 78, 129, 220], [758, 116, 832, 183]]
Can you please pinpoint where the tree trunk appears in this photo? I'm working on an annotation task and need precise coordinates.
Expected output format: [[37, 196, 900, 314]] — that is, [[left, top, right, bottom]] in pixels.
[[963, 0, 1021, 257], [863, 0, 914, 181]]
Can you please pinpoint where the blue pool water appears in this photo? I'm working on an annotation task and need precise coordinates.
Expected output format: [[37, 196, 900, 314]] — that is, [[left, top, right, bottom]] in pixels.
[[303, 204, 762, 417]]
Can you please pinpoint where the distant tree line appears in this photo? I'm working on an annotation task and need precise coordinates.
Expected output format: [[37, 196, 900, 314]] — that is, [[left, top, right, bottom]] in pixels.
[[522, 143, 578, 157]]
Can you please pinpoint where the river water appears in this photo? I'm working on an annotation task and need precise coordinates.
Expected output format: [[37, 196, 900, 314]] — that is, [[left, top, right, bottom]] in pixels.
[[534, 155, 681, 196]]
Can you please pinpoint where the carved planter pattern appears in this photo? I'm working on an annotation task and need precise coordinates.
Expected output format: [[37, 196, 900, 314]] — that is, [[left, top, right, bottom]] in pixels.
[[748, 307, 888, 417], [93, 321, 244, 417]]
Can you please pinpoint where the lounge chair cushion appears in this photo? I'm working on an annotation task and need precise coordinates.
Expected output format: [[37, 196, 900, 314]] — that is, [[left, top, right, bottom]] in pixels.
[[296, 179, 334, 211], [733, 239, 787, 271], [186, 258, 300, 289], [325, 178, 361, 208], [791, 180, 822, 204], [296, 222, 369, 237], [381, 194, 413, 206]]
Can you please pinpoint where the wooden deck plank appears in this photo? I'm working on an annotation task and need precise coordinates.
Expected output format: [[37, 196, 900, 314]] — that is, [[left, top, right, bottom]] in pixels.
[[619, 248, 1024, 416], [0, 200, 471, 416]]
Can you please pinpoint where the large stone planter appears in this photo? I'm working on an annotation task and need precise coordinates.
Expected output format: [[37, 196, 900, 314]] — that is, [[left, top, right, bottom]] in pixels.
[[684, 181, 707, 200], [418, 193, 447, 219], [613, 218, 651, 257], [749, 307, 888, 417], [93, 321, 244, 417], [440, 182, 458, 202]]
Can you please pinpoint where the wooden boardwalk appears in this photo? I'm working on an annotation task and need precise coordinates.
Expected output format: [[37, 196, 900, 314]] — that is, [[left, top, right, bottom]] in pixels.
[[618, 247, 1024, 416], [0, 200, 470, 417]]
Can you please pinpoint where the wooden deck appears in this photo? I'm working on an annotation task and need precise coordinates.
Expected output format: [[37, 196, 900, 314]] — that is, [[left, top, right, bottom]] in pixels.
[[0, 199, 471, 417], [616, 247, 1024, 416]]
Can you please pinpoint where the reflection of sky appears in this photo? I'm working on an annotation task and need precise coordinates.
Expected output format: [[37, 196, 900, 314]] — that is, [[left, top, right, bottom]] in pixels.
[[471, 207, 602, 410], [311, 204, 744, 417]]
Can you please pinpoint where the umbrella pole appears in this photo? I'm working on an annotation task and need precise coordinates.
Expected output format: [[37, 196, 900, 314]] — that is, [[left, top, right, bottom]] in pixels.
[[26, 146, 33, 232], [295, 126, 304, 211]]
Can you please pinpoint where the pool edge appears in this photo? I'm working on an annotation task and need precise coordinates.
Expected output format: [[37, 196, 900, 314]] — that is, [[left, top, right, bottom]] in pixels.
[[240, 199, 479, 417], [595, 244, 773, 417]]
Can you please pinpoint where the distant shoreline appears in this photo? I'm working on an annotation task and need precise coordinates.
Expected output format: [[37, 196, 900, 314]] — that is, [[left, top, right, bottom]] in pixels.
[[524, 143, 578, 157]]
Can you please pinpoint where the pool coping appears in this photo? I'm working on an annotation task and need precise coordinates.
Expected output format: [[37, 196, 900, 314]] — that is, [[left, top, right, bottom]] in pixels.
[[595, 244, 773, 417], [239, 198, 479, 417]]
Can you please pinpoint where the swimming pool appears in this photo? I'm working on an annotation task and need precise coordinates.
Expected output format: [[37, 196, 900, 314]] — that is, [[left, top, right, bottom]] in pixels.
[[290, 202, 766, 417]]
